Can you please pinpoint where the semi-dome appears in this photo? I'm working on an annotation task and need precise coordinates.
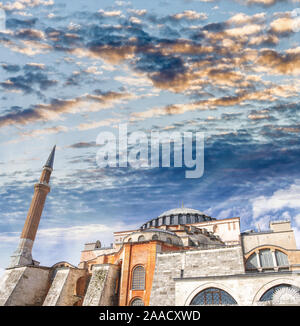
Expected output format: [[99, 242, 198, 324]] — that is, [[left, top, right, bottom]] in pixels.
[[140, 207, 215, 230], [123, 228, 183, 246]]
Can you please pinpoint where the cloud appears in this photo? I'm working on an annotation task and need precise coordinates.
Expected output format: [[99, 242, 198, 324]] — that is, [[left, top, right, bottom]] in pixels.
[[270, 16, 295, 34], [5, 17, 37, 28], [252, 180, 300, 219], [257, 49, 300, 74], [0, 91, 133, 128], [97, 9, 123, 18], [69, 142, 97, 149], [0, 39, 52, 56], [77, 118, 121, 131], [1, 63, 21, 72], [248, 113, 270, 120], [227, 12, 265, 25], [246, 0, 300, 6], [225, 23, 263, 37], [248, 34, 279, 46], [0, 0, 53, 11], [130, 86, 284, 121], [0, 71, 57, 94], [21, 125, 68, 137], [15, 28, 45, 40], [172, 10, 208, 21], [0, 221, 140, 266], [127, 9, 147, 16]]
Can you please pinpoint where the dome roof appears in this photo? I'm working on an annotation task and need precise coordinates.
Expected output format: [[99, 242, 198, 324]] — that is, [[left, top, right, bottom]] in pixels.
[[158, 207, 205, 217], [140, 207, 215, 230]]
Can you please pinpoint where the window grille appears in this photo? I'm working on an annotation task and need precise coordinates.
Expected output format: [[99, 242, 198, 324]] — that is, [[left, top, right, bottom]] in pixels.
[[260, 284, 300, 301], [132, 266, 145, 290], [131, 298, 144, 306], [190, 288, 237, 305]]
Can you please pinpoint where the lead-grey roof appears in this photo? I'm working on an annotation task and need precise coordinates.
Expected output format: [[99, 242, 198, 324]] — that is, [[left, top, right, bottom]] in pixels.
[[158, 207, 205, 217], [44, 145, 56, 169]]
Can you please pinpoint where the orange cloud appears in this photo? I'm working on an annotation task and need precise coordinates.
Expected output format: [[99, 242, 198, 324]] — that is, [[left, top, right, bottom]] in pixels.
[[0, 91, 133, 128]]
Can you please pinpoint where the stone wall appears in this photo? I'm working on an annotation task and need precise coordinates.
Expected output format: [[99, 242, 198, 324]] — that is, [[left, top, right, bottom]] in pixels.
[[83, 264, 120, 306], [193, 218, 240, 245], [149, 246, 245, 306], [242, 230, 297, 253], [43, 267, 86, 306], [149, 252, 182, 306], [175, 271, 300, 305], [0, 266, 50, 306]]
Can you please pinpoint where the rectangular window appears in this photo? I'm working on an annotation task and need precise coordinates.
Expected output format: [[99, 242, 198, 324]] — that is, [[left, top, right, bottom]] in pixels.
[[259, 249, 274, 268], [275, 250, 288, 266]]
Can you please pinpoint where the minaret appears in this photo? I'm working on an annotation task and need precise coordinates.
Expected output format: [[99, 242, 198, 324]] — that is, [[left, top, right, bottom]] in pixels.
[[9, 146, 56, 268]]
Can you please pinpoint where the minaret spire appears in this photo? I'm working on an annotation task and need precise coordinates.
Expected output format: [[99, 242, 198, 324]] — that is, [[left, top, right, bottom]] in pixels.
[[44, 145, 56, 169], [9, 146, 56, 267]]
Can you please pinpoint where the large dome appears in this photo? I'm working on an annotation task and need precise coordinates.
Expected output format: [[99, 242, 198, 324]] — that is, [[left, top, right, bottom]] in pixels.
[[140, 207, 215, 230], [158, 207, 205, 217]]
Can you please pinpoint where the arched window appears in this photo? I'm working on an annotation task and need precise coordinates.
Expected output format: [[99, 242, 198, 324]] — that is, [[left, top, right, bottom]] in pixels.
[[186, 214, 191, 224], [130, 298, 144, 306], [190, 288, 237, 306], [127, 238, 132, 243], [166, 237, 172, 244], [170, 215, 174, 225], [152, 234, 159, 240], [162, 216, 166, 225], [178, 214, 183, 224], [245, 248, 289, 272], [138, 235, 145, 242], [259, 284, 300, 302], [132, 266, 145, 290]]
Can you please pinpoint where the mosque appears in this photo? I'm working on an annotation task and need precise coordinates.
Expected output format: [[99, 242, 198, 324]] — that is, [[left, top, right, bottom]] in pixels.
[[0, 147, 300, 306]]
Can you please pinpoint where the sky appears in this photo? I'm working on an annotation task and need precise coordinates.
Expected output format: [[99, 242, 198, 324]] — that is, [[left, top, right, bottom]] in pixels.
[[0, 0, 300, 273]]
